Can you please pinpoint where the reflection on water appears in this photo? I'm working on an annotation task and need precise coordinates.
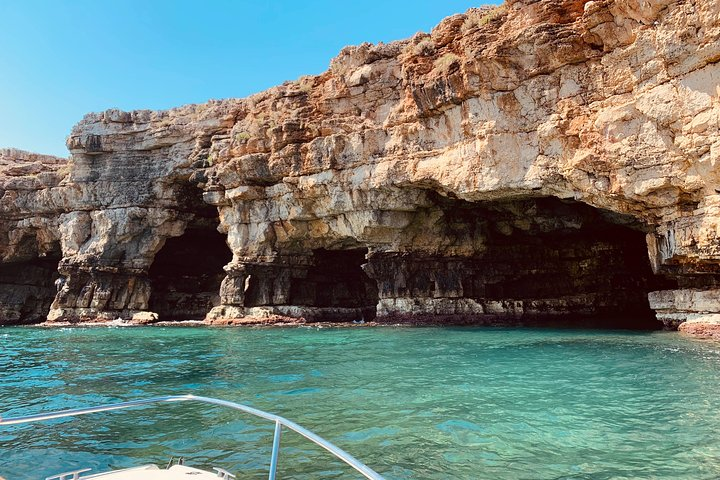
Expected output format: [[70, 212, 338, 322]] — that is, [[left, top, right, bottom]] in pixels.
[[1, 326, 720, 479]]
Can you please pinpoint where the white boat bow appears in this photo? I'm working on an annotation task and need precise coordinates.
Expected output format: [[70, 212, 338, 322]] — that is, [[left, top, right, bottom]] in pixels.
[[0, 394, 385, 480]]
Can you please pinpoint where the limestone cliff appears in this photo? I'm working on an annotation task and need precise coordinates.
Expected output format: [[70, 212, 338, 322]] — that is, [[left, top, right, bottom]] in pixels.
[[2, 0, 720, 335], [0, 149, 67, 323]]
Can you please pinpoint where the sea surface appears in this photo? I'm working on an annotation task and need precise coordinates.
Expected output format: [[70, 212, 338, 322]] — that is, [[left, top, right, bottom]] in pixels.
[[1, 326, 719, 479]]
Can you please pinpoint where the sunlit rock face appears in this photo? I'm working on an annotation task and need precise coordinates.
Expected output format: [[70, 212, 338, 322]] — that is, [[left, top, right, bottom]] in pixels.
[[1, 0, 719, 333]]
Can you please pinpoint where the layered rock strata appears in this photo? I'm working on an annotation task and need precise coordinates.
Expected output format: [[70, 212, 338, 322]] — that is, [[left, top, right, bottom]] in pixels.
[[1, 0, 720, 334], [0, 149, 66, 323]]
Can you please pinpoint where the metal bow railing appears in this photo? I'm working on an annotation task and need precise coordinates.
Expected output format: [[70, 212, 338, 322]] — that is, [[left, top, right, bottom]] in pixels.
[[0, 394, 385, 480]]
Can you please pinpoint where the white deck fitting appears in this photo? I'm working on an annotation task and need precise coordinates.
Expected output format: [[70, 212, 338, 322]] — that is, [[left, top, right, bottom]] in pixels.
[[83, 465, 219, 480]]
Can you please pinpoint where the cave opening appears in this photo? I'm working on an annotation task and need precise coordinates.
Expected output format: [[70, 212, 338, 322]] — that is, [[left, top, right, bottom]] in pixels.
[[376, 195, 677, 329], [0, 240, 61, 325], [467, 197, 678, 328], [148, 227, 232, 321], [289, 248, 379, 322]]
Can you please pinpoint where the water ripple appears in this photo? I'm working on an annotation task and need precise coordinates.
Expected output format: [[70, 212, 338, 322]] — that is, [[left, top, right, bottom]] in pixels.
[[1, 326, 720, 479]]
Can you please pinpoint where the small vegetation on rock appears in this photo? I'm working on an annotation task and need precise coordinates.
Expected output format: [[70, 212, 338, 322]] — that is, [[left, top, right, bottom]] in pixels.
[[412, 38, 435, 57], [433, 53, 460, 73], [296, 75, 314, 93], [462, 4, 508, 32], [235, 131, 251, 143]]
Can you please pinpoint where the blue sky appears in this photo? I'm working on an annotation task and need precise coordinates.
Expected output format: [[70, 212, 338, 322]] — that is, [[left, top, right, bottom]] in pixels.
[[0, 1, 498, 157]]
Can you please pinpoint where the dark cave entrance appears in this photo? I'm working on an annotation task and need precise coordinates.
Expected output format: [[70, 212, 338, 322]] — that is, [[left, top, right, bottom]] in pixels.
[[372, 195, 677, 329], [148, 227, 232, 321], [460, 197, 678, 328], [289, 248, 379, 322], [147, 177, 233, 321], [0, 240, 61, 325]]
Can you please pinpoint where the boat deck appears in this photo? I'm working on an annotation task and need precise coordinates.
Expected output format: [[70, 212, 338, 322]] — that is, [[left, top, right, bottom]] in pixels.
[[82, 465, 222, 480]]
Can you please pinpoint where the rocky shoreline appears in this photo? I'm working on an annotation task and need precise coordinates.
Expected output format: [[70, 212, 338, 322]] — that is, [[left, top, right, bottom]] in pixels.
[[31, 314, 693, 331], [25, 318, 720, 343], [677, 316, 720, 340]]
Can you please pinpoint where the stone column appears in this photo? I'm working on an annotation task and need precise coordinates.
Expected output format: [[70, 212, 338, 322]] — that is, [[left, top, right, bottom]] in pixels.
[[47, 260, 153, 323], [646, 217, 720, 336], [206, 256, 312, 322]]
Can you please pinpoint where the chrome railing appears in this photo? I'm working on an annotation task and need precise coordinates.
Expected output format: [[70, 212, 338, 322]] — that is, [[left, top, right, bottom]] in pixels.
[[0, 394, 385, 480]]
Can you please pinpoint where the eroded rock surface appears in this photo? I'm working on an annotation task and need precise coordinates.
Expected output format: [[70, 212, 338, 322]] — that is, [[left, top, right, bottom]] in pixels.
[[1, 0, 720, 334], [0, 149, 66, 323]]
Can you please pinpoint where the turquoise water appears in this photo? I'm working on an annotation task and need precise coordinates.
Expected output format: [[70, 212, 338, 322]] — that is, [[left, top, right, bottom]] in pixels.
[[1, 327, 720, 479]]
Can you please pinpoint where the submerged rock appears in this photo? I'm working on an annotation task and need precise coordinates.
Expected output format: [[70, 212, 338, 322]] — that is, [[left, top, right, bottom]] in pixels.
[[1, 0, 720, 336]]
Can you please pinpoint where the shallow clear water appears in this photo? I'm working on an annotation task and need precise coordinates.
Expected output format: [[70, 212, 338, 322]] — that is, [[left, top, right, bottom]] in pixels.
[[1, 327, 720, 479]]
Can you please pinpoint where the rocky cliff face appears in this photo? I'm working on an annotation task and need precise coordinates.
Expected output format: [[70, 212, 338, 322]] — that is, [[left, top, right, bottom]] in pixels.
[[2, 0, 720, 335], [0, 149, 66, 323]]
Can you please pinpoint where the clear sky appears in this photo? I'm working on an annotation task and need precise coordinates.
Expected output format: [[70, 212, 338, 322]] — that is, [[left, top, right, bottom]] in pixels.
[[0, 0, 498, 157]]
